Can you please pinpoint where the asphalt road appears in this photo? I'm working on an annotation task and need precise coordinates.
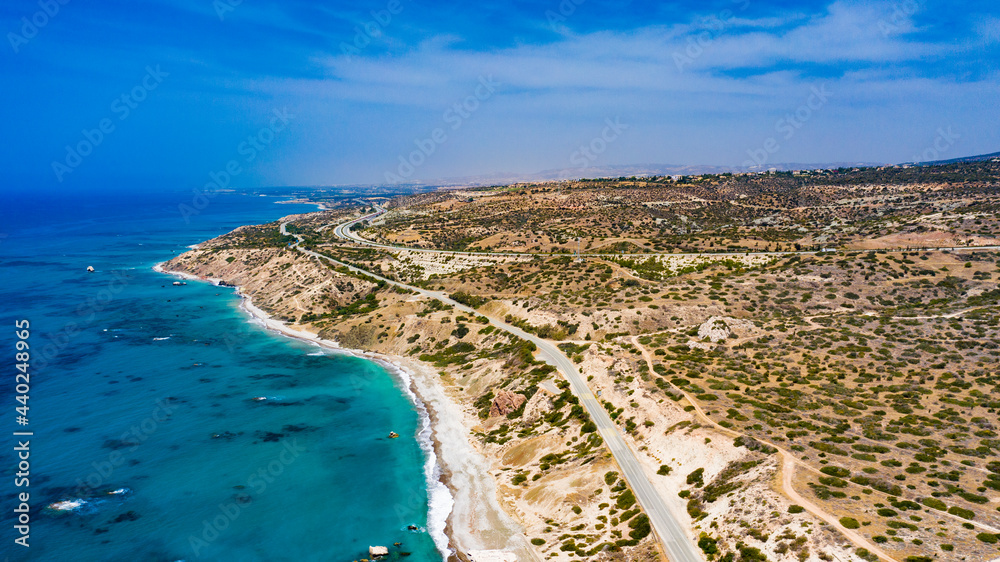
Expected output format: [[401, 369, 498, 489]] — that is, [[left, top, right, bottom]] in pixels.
[[305, 214, 704, 562], [313, 205, 1000, 562]]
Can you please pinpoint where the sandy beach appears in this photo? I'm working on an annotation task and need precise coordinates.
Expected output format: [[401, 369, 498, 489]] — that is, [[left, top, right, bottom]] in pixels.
[[154, 263, 536, 561]]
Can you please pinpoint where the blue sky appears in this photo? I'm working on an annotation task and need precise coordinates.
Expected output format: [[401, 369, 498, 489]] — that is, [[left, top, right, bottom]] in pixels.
[[2, 0, 998, 190]]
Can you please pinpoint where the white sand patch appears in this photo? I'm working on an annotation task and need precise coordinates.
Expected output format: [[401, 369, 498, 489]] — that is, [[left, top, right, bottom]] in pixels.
[[396, 250, 530, 278]]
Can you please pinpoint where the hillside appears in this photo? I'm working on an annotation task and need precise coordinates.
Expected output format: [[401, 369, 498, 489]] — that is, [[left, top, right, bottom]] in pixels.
[[165, 161, 1000, 562]]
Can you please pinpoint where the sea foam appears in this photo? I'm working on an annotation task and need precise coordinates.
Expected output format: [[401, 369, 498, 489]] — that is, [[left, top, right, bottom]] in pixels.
[[380, 361, 454, 560]]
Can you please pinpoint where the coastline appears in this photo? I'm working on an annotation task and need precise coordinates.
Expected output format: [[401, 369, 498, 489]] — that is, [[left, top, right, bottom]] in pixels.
[[153, 262, 535, 561]]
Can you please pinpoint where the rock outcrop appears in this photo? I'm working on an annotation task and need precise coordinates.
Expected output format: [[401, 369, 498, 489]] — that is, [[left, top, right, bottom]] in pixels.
[[161, 236, 376, 324], [688, 316, 756, 350], [489, 390, 526, 417]]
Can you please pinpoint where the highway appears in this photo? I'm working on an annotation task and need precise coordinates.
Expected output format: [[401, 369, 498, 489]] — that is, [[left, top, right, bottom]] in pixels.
[[316, 205, 1000, 562], [288, 216, 704, 562]]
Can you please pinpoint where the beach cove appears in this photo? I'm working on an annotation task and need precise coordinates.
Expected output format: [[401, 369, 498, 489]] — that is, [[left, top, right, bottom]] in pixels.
[[153, 263, 539, 561]]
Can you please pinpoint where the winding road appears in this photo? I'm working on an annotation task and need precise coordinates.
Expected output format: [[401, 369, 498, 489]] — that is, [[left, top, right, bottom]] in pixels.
[[286, 216, 704, 562], [298, 207, 1000, 562]]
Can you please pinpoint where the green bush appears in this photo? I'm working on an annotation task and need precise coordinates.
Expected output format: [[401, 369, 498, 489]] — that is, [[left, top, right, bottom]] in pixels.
[[890, 499, 921, 511], [959, 491, 989, 504], [450, 291, 490, 308], [657, 465, 672, 476], [627, 513, 651, 540], [697, 533, 719, 555], [855, 548, 878, 562], [736, 543, 768, 561], [530, 538, 545, 546], [788, 505, 805, 514], [616, 489, 636, 510], [819, 476, 848, 488], [947, 506, 975, 520], [840, 517, 861, 529], [820, 466, 851, 478], [686, 498, 705, 519], [687, 468, 705, 487], [977, 533, 999, 544], [921, 497, 947, 511]]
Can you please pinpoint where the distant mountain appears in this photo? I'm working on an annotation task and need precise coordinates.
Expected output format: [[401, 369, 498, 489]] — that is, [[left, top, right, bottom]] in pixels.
[[916, 151, 1000, 166], [307, 153, 996, 195], [400, 161, 886, 189], [452, 164, 738, 185], [734, 162, 884, 173]]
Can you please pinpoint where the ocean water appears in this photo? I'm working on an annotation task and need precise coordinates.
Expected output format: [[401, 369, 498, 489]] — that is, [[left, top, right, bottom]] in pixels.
[[0, 189, 444, 561]]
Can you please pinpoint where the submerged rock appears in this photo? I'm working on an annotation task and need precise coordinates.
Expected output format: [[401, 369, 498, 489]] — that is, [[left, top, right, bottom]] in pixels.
[[102, 439, 139, 450], [254, 431, 284, 443], [111, 510, 140, 523]]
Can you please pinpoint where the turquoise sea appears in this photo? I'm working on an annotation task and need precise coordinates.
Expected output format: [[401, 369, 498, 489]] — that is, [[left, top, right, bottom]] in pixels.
[[0, 189, 445, 561]]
